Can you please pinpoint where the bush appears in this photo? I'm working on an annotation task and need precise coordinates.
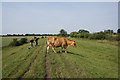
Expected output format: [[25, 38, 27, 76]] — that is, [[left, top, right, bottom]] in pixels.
[[70, 32, 79, 38], [9, 38, 28, 46], [88, 34, 95, 40], [78, 29, 89, 33], [76, 34, 81, 38], [84, 33, 91, 38], [59, 29, 68, 37], [89, 32, 106, 40], [117, 34, 120, 41], [70, 30, 119, 41], [19, 38, 27, 45], [41, 36, 44, 38], [79, 33, 84, 38], [9, 38, 20, 46]]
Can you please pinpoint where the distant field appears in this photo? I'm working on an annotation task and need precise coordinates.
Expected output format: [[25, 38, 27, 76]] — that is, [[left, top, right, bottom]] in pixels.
[[2, 36, 40, 47], [2, 37, 118, 78]]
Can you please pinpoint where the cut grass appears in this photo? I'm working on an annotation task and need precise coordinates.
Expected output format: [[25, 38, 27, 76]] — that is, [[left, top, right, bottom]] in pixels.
[[49, 52, 71, 78], [2, 38, 46, 78], [48, 38, 118, 78], [2, 37, 118, 78], [2, 36, 40, 47], [22, 39, 46, 78]]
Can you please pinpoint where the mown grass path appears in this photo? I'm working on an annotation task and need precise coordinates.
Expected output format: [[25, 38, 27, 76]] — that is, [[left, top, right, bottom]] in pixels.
[[2, 39, 46, 78], [2, 38, 118, 78], [48, 38, 118, 78]]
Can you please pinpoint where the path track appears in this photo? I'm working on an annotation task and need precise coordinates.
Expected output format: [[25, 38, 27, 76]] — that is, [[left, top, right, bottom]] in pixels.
[[45, 49, 52, 79]]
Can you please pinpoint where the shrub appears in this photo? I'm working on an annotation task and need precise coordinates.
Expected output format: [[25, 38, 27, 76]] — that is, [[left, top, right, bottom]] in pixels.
[[78, 29, 89, 33], [80, 33, 84, 38], [41, 36, 44, 38], [19, 38, 27, 45], [90, 32, 107, 40], [9, 38, 28, 46], [84, 33, 91, 38], [70, 32, 79, 38], [59, 29, 68, 37], [9, 38, 20, 46], [76, 34, 81, 38], [88, 34, 95, 39], [117, 34, 120, 41]]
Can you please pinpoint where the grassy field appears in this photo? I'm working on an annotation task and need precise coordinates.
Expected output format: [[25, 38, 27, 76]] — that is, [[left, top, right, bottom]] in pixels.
[[2, 38, 46, 78], [2, 37, 118, 78], [2, 36, 35, 47]]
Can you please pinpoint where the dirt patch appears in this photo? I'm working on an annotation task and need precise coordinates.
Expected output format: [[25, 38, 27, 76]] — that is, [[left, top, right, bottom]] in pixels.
[[45, 51, 52, 79]]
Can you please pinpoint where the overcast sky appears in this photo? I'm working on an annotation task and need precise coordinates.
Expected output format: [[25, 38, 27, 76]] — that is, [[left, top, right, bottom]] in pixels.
[[2, 2, 118, 34]]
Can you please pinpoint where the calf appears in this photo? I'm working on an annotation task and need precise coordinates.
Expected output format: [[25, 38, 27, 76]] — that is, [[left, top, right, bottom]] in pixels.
[[47, 37, 76, 54]]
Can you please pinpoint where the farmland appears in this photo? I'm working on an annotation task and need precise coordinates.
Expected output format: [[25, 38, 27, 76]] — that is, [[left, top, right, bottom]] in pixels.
[[2, 37, 118, 78]]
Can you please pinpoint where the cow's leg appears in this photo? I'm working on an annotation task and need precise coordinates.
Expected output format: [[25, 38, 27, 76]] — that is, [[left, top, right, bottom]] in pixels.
[[47, 41, 50, 53], [52, 47, 57, 53], [60, 47, 63, 53], [65, 49, 67, 54], [47, 45, 50, 53], [64, 47, 67, 54]]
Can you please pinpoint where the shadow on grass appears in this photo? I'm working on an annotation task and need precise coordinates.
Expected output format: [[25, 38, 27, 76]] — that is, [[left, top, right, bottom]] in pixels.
[[57, 50, 84, 57], [67, 51, 84, 57]]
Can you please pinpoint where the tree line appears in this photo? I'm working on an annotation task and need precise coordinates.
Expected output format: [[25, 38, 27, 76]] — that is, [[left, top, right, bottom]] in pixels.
[[2, 34, 57, 36], [2, 28, 120, 41], [58, 29, 120, 41]]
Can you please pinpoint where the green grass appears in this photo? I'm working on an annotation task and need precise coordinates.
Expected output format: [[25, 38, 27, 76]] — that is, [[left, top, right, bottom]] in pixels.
[[22, 39, 46, 78], [48, 38, 118, 78], [2, 38, 46, 78], [2, 37, 118, 78], [2, 36, 39, 47]]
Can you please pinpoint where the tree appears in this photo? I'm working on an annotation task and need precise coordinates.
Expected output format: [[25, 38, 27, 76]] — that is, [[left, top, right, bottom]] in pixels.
[[59, 29, 67, 37], [117, 29, 120, 33], [70, 32, 79, 38], [104, 29, 113, 34], [89, 32, 107, 40], [78, 29, 89, 33]]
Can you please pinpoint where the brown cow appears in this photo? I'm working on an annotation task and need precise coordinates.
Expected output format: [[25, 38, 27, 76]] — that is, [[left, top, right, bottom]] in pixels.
[[47, 37, 76, 54]]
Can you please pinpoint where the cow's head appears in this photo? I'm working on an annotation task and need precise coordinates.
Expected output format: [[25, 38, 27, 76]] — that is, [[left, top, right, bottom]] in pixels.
[[71, 41, 76, 47]]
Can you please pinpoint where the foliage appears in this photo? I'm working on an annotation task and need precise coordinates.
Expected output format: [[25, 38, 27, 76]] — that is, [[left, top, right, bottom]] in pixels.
[[70, 30, 118, 41], [9, 38, 20, 46], [78, 29, 89, 33], [104, 29, 113, 34], [70, 32, 79, 38], [19, 38, 28, 45], [70, 31, 90, 38], [117, 29, 120, 33], [59, 29, 68, 37], [89, 32, 107, 40], [4, 34, 57, 36], [105, 35, 118, 41], [116, 34, 120, 41], [41, 36, 44, 38], [9, 38, 28, 46]]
